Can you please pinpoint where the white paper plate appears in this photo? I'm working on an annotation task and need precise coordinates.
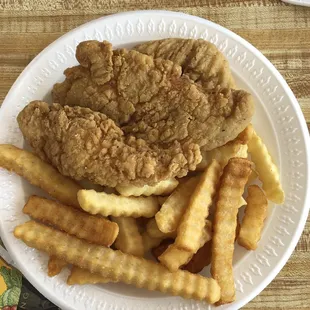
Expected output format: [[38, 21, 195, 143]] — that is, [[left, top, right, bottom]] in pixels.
[[0, 10, 309, 310], [282, 0, 310, 7]]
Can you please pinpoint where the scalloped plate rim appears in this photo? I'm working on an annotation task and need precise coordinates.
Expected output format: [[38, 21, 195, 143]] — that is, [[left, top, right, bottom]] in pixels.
[[0, 10, 309, 310]]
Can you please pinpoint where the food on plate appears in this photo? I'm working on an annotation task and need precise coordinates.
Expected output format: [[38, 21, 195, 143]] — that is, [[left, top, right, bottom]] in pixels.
[[238, 185, 268, 250], [52, 41, 253, 150], [115, 178, 179, 196], [14, 221, 221, 304], [159, 220, 212, 272], [185, 241, 212, 274], [175, 160, 221, 252], [211, 158, 253, 305], [67, 266, 115, 285], [47, 256, 67, 277], [23, 195, 119, 246], [0, 144, 81, 208], [234, 124, 254, 145], [146, 218, 176, 239], [5, 36, 286, 305], [77, 189, 159, 217], [155, 176, 200, 233], [134, 38, 235, 90], [18, 102, 200, 187], [248, 130, 285, 204], [197, 141, 248, 171], [111, 217, 144, 256], [142, 232, 164, 252]]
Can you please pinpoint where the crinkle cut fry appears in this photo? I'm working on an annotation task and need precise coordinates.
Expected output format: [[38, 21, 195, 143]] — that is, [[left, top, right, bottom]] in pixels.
[[111, 217, 144, 256], [146, 218, 176, 239], [78, 190, 159, 218], [248, 130, 284, 204], [158, 220, 212, 272], [14, 221, 221, 304], [67, 266, 116, 285], [155, 176, 200, 233], [238, 185, 268, 250], [115, 178, 179, 197], [23, 196, 119, 247], [0, 144, 81, 208], [211, 158, 253, 305], [175, 160, 221, 252]]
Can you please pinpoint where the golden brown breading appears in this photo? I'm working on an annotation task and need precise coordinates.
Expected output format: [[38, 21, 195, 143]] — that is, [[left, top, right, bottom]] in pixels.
[[17, 101, 201, 187], [134, 38, 235, 91], [52, 40, 254, 151]]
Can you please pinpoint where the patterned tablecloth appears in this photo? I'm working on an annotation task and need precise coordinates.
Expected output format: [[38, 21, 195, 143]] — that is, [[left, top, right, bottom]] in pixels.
[[0, 239, 60, 310], [0, 1, 310, 309]]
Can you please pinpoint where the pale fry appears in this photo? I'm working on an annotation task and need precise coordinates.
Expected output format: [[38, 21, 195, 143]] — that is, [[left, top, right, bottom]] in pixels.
[[248, 130, 284, 204], [175, 160, 221, 252], [159, 221, 212, 272], [142, 232, 164, 252], [158, 245, 193, 272], [146, 218, 176, 239], [155, 177, 200, 233], [47, 256, 67, 277], [197, 143, 248, 171], [23, 196, 119, 246], [0, 144, 81, 208], [111, 217, 144, 257], [14, 221, 221, 304], [211, 158, 253, 305], [238, 185, 268, 250], [234, 124, 254, 145], [116, 178, 179, 197], [67, 266, 116, 285], [78, 190, 159, 218]]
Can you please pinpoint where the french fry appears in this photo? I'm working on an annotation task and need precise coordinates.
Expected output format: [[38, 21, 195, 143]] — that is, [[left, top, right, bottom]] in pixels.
[[142, 232, 164, 252], [248, 130, 284, 204], [184, 241, 212, 274], [158, 245, 193, 272], [47, 256, 67, 277], [197, 143, 248, 171], [211, 158, 253, 305], [146, 218, 176, 239], [23, 196, 119, 247], [175, 160, 221, 252], [151, 239, 174, 260], [0, 144, 81, 208], [111, 217, 144, 257], [159, 221, 212, 272], [14, 221, 221, 304], [78, 190, 159, 218], [238, 185, 268, 250], [115, 178, 179, 197], [155, 176, 200, 234], [67, 266, 116, 285], [234, 124, 254, 145]]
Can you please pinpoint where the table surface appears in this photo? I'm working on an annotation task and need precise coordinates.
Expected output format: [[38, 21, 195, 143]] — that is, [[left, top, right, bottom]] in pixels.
[[0, 0, 309, 309]]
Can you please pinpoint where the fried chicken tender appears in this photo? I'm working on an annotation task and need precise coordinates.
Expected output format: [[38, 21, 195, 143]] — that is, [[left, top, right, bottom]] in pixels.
[[17, 101, 201, 187], [52, 40, 254, 151], [135, 38, 235, 91]]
